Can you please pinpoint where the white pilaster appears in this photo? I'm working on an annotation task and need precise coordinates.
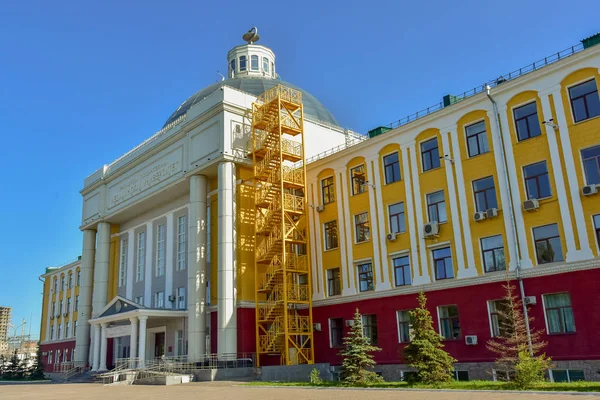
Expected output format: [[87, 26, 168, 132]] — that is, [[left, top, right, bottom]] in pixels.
[[138, 315, 147, 367], [129, 317, 138, 364], [487, 109, 519, 272], [546, 87, 594, 260], [307, 181, 324, 300], [400, 145, 420, 286], [144, 221, 153, 306], [99, 323, 108, 371], [126, 228, 134, 300], [366, 155, 390, 291], [92, 222, 110, 316], [337, 168, 357, 295], [92, 323, 101, 371], [217, 162, 237, 356], [76, 229, 95, 366], [165, 212, 174, 308], [188, 175, 208, 362], [408, 144, 431, 284], [497, 108, 534, 269]]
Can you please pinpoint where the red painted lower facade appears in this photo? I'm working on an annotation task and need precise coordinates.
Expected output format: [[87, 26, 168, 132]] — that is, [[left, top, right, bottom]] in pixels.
[[39, 340, 76, 372]]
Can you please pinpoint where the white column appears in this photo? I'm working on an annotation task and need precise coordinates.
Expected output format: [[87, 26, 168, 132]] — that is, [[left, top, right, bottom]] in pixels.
[[138, 316, 147, 367], [165, 212, 175, 308], [76, 229, 96, 366], [337, 168, 357, 295], [126, 228, 135, 299], [366, 156, 389, 291], [99, 323, 108, 371], [188, 175, 208, 361], [129, 317, 138, 366], [497, 108, 534, 269], [92, 222, 110, 316], [217, 162, 237, 357], [92, 323, 101, 371], [144, 221, 153, 306], [401, 145, 421, 286], [409, 143, 431, 284], [487, 109, 519, 271], [307, 181, 324, 300], [546, 88, 594, 260]]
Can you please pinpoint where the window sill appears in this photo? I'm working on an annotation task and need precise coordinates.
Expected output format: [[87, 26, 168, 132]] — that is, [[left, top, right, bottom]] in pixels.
[[351, 192, 368, 197], [516, 134, 544, 144], [355, 240, 371, 245], [385, 180, 402, 186], [546, 332, 577, 336], [466, 151, 492, 160], [536, 260, 565, 267], [441, 338, 462, 342], [324, 247, 339, 253], [572, 113, 600, 126], [422, 166, 442, 174]]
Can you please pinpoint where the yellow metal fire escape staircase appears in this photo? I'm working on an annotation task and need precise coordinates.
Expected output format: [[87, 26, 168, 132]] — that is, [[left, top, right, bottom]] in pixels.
[[250, 85, 314, 366]]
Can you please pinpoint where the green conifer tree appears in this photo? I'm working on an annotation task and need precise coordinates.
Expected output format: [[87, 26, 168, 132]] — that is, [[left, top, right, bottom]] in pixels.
[[339, 308, 383, 385], [403, 292, 456, 384], [29, 347, 45, 380]]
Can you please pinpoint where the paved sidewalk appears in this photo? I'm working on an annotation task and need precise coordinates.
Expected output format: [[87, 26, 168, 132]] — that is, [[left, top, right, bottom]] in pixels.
[[2, 381, 599, 400]]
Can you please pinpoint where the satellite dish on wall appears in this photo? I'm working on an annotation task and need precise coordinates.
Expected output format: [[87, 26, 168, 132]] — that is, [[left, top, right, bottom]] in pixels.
[[242, 27, 260, 44]]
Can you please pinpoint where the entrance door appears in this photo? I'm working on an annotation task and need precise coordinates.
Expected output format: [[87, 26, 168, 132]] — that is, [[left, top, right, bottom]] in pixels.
[[154, 332, 165, 359]]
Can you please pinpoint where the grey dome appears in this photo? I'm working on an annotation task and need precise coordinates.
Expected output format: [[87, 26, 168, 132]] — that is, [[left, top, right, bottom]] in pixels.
[[163, 78, 340, 128]]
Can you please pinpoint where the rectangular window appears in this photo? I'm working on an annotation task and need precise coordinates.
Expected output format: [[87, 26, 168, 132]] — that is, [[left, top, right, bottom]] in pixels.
[[154, 291, 165, 308], [357, 263, 374, 292], [383, 152, 401, 184], [324, 220, 339, 250], [76, 271, 81, 286], [177, 215, 187, 271], [48, 350, 53, 364], [156, 224, 165, 277], [321, 176, 335, 204], [544, 293, 575, 334], [594, 214, 600, 247], [329, 318, 344, 348], [52, 302, 56, 316], [354, 212, 370, 243], [421, 138, 440, 171], [569, 79, 600, 122], [135, 296, 144, 305], [239, 56, 247, 71], [427, 191, 447, 223], [524, 161, 552, 199], [68, 273, 73, 289], [73, 321, 77, 336], [65, 322, 70, 338], [397, 310, 411, 343], [454, 371, 470, 381], [361, 314, 378, 345], [473, 176, 498, 212], [61, 276, 65, 292], [533, 223, 563, 264], [177, 287, 186, 310], [53, 278, 57, 293], [582, 145, 600, 185], [433, 247, 454, 280], [176, 330, 185, 356], [481, 235, 506, 272], [465, 121, 489, 157], [262, 57, 269, 72], [75, 295, 79, 311], [514, 102, 542, 141], [67, 298, 71, 313], [327, 268, 341, 296], [59, 300, 63, 314], [550, 369, 585, 383], [50, 326, 54, 341], [350, 165, 366, 195], [438, 305, 460, 340], [58, 324, 62, 340], [119, 239, 127, 287], [389, 202, 406, 234], [488, 299, 510, 337], [393, 256, 411, 287], [250, 55, 259, 71], [137, 231, 146, 282]]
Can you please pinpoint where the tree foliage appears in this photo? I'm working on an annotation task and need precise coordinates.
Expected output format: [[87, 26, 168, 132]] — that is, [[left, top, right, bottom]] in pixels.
[[29, 347, 45, 380], [403, 291, 456, 384], [339, 308, 383, 385], [487, 281, 552, 388]]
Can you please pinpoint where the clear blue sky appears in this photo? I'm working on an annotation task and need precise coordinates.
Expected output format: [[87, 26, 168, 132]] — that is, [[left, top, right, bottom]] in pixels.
[[0, 0, 597, 339]]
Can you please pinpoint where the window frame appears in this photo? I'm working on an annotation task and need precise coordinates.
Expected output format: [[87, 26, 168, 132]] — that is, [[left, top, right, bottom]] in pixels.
[[465, 120, 489, 157], [321, 176, 335, 204], [568, 78, 600, 123], [156, 224, 165, 277], [262, 57, 269, 73], [426, 190, 447, 223], [581, 144, 600, 185], [326, 268, 341, 297], [357, 262, 374, 292], [177, 286, 186, 310], [154, 291, 165, 308], [472, 176, 498, 212], [396, 310, 411, 343], [119, 238, 127, 287], [392, 255, 411, 287], [239, 55, 247, 71], [136, 231, 146, 282], [523, 161, 552, 200], [488, 299, 510, 338], [361, 314, 378, 345], [388, 202, 406, 234], [350, 164, 367, 195], [250, 55, 259, 71], [383, 151, 401, 184], [177, 215, 187, 271], [76, 270, 81, 286], [549, 369, 585, 383], [594, 214, 600, 249], [432, 246, 454, 280], [438, 305, 461, 340], [420, 137, 440, 172], [513, 101, 542, 141], [480, 235, 506, 273], [323, 220, 339, 250], [543, 292, 576, 335], [354, 212, 370, 243], [533, 223, 563, 264], [329, 318, 344, 348]]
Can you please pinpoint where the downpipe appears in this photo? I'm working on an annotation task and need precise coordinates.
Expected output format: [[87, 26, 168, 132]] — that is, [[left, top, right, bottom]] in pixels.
[[486, 86, 533, 355]]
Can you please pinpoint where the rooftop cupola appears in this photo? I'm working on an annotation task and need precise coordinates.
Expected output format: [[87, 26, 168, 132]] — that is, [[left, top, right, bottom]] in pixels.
[[227, 27, 276, 79]]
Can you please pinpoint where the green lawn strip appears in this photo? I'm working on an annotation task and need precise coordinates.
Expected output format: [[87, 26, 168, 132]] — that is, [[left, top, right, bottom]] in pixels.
[[246, 380, 600, 392]]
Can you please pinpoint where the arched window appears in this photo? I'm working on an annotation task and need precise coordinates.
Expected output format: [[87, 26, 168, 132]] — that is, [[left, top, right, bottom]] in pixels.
[[240, 56, 247, 71], [263, 57, 269, 73], [251, 55, 259, 71]]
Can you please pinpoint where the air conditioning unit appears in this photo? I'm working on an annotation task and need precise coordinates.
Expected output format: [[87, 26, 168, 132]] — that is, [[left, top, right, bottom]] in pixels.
[[423, 221, 439, 237], [523, 199, 540, 211], [168, 295, 176, 302], [486, 208, 499, 218], [473, 211, 487, 222], [582, 184, 598, 196], [465, 335, 478, 345], [386, 232, 398, 242], [316, 205, 325, 212], [42, 352, 48, 356], [313, 322, 322, 332], [345, 320, 355, 327], [524, 296, 537, 305]]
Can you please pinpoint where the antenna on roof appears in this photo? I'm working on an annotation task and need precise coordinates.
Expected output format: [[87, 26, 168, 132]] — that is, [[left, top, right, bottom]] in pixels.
[[242, 27, 260, 44]]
